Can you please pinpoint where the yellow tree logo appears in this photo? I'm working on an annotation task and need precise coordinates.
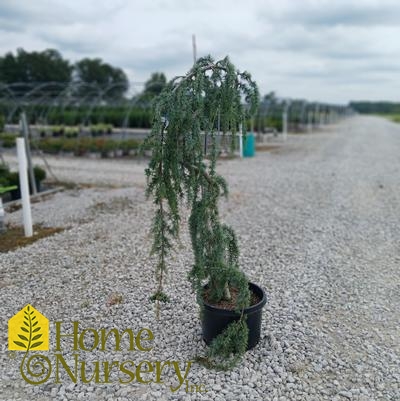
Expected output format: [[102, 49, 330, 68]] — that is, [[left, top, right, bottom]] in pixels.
[[8, 304, 49, 351], [8, 305, 51, 385]]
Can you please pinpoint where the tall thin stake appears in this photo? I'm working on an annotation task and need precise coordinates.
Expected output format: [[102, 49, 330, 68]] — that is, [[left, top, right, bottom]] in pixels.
[[20, 112, 37, 195], [192, 34, 197, 65], [16, 138, 33, 237]]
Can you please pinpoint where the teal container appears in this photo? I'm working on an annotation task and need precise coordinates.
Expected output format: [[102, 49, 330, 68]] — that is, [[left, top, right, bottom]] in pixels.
[[243, 133, 255, 157]]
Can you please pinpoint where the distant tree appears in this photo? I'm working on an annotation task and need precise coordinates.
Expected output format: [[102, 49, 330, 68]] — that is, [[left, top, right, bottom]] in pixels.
[[0, 48, 72, 97], [263, 91, 276, 103], [259, 91, 280, 118], [0, 52, 21, 83], [134, 72, 167, 106], [349, 101, 400, 114], [144, 72, 167, 97], [73, 58, 128, 100]]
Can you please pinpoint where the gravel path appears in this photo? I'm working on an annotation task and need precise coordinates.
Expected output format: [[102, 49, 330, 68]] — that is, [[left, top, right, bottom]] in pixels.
[[1, 116, 399, 401]]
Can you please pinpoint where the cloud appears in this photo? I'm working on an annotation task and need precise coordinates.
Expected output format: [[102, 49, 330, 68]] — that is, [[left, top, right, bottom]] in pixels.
[[261, 0, 400, 27], [0, 0, 399, 102], [0, 0, 77, 27], [36, 24, 114, 55]]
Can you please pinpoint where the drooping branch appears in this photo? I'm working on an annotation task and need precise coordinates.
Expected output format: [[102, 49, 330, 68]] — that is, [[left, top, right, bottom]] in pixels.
[[145, 55, 259, 369], [171, 62, 228, 92]]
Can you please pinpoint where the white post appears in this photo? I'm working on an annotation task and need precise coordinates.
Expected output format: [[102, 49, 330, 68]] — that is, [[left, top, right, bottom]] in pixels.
[[0, 197, 5, 233], [314, 104, 320, 129], [238, 124, 243, 158], [16, 138, 33, 237], [21, 112, 37, 195], [282, 111, 288, 142], [307, 111, 313, 133]]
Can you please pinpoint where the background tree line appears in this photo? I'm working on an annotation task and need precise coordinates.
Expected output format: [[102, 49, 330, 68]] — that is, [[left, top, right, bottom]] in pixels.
[[0, 48, 349, 131], [0, 48, 166, 102], [349, 101, 400, 115]]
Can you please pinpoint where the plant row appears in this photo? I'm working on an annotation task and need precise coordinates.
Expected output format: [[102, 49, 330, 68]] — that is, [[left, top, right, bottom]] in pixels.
[[38, 123, 114, 138], [0, 106, 152, 128], [32, 137, 143, 158], [0, 133, 16, 148], [0, 163, 46, 200]]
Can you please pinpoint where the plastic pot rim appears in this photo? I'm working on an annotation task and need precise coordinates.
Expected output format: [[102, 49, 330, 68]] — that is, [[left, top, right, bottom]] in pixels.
[[202, 281, 267, 317]]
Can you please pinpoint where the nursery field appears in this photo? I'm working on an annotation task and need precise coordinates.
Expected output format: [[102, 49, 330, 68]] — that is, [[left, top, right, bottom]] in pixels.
[[383, 113, 400, 123], [1, 116, 399, 400]]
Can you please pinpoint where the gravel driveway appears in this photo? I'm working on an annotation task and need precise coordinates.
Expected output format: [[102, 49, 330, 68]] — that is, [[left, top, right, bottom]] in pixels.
[[1, 116, 399, 400]]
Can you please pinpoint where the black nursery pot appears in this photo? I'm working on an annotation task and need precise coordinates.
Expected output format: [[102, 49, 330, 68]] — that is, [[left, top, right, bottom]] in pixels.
[[201, 282, 267, 350], [9, 180, 41, 201]]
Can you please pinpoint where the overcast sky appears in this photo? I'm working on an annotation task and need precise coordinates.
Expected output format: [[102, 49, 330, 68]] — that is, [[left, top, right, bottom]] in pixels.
[[1, 0, 399, 103]]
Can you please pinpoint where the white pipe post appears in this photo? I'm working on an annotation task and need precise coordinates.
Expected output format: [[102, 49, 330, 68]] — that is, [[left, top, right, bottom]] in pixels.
[[238, 124, 243, 158], [0, 197, 5, 233], [282, 100, 290, 142], [282, 110, 288, 142], [300, 103, 306, 130], [329, 109, 334, 124], [307, 111, 313, 133], [314, 104, 320, 129], [21, 112, 37, 195], [16, 138, 33, 237]]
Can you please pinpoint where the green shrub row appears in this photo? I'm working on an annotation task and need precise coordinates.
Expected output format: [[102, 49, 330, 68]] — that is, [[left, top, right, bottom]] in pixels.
[[0, 163, 46, 192], [250, 115, 320, 132], [33, 137, 143, 157], [0, 132, 17, 148], [0, 104, 153, 128], [250, 116, 283, 132], [45, 109, 151, 128], [39, 123, 114, 138], [389, 114, 400, 123]]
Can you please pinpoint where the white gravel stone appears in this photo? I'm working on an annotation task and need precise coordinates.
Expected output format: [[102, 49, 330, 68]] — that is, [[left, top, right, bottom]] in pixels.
[[1, 116, 400, 400]]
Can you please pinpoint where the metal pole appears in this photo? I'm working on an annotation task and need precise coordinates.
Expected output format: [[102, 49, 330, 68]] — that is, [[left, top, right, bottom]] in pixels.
[[239, 124, 243, 158], [300, 102, 307, 131], [17, 138, 33, 237], [314, 104, 320, 129], [20, 112, 37, 195], [282, 101, 289, 142], [282, 110, 287, 141], [307, 111, 313, 133], [0, 197, 5, 234]]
